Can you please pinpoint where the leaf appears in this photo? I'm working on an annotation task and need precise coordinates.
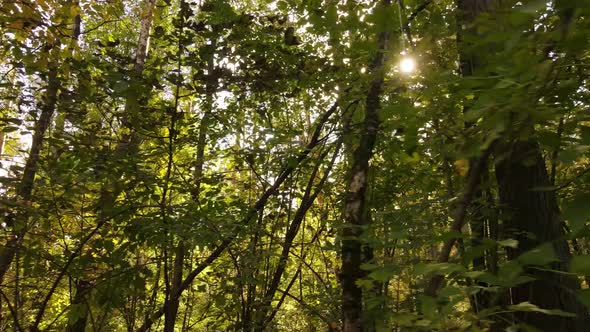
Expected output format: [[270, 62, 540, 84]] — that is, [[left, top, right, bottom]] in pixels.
[[581, 126, 590, 145], [517, 244, 558, 266], [498, 239, 518, 248], [367, 264, 399, 282], [413, 262, 466, 276], [439, 285, 462, 298], [559, 148, 584, 165], [1, 126, 19, 133], [563, 194, 590, 233], [509, 302, 576, 317], [390, 312, 418, 326], [577, 289, 590, 308], [570, 255, 590, 275], [492, 261, 536, 287]]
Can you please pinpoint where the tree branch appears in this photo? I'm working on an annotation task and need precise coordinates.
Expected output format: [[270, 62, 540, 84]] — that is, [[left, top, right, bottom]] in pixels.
[[425, 144, 494, 297], [137, 102, 340, 332]]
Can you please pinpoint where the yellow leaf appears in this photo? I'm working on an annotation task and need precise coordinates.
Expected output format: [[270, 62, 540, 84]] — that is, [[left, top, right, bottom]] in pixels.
[[454, 159, 469, 177]]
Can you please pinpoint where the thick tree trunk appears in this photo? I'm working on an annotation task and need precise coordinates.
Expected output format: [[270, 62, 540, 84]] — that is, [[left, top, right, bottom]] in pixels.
[[495, 139, 589, 330], [341, 1, 390, 330], [458, 0, 587, 331], [457, 0, 589, 329]]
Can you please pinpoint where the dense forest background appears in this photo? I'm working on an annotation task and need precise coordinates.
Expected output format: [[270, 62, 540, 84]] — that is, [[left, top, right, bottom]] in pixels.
[[1, 0, 590, 331]]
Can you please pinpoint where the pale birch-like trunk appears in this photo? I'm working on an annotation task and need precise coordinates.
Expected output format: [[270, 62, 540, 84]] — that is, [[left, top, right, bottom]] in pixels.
[[341, 1, 391, 331]]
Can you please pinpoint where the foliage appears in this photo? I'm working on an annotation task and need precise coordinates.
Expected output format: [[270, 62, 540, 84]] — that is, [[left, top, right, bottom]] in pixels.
[[0, 0, 589, 331]]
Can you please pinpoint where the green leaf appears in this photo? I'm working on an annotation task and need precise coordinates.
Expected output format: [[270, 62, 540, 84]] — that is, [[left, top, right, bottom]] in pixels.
[[517, 244, 558, 266], [570, 255, 590, 275], [367, 264, 399, 282], [509, 302, 576, 317], [413, 262, 466, 276], [577, 289, 590, 308], [581, 126, 590, 145], [498, 239, 518, 248], [390, 312, 418, 326], [563, 194, 590, 233]]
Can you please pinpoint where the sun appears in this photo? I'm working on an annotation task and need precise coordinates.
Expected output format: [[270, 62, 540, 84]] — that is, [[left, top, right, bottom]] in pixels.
[[400, 57, 416, 74]]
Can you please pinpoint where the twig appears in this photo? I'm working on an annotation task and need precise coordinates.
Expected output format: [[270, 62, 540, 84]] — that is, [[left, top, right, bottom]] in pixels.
[[0, 288, 23, 332]]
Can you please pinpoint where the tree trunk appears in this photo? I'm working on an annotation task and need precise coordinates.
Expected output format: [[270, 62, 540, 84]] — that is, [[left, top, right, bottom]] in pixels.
[[63, 1, 157, 331], [457, 0, 588, 329], [0, 61, 59, 285], [65, 280, 92, 332], [495, 139, 589, 330], [255, 145, 339, 331], [138, 100, 340, 332], [341, 1, 391, 331], [164, 15, 216, 328]]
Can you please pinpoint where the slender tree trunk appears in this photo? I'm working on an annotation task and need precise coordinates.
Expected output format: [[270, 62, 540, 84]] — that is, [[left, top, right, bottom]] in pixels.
[[341, 1, 391, 330], [0, 133, 5, 158], [0, 60, 59, 285], [63, 1, 156, 331], [456, 0, 494, 303], [65, 280, 92, 332], [163, 18, 216, 329], [138, 101, 340, 332], [58, 6, 95, 332]]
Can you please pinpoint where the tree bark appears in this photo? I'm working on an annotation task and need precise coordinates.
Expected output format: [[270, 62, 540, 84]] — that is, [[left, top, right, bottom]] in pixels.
[[341, 1, 391, 331], [495, 138, 589, 331], [457, 0, 589, 330]]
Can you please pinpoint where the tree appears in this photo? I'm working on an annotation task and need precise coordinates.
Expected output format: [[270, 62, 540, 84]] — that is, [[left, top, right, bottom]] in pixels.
[[1, 0, 589, 331]]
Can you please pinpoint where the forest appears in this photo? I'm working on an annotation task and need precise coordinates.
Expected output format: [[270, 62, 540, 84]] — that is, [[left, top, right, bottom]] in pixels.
[[1, 0, 590, 331]]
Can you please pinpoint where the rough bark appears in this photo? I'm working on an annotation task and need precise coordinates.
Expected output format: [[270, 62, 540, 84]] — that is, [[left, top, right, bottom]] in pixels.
[[341, 1, 391, 330], [458, 0, 589, 329], [495, 139, 589, 330]]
